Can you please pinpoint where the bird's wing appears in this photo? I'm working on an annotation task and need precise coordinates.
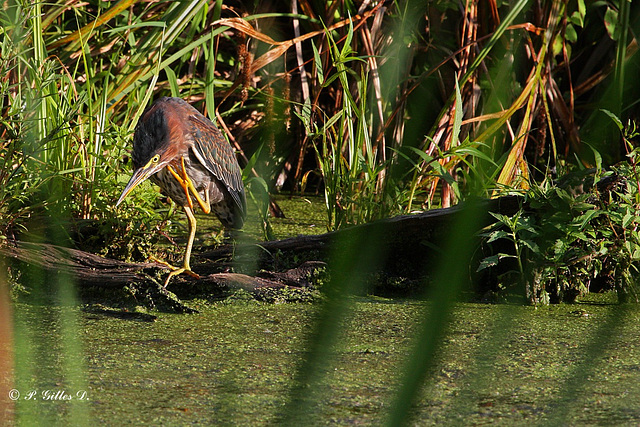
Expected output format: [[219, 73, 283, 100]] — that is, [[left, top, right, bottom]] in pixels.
[[188, 114, 246, 213]]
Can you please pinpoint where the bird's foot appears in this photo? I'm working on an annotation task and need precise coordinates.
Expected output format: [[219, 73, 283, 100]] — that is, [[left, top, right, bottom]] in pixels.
[[149, 255, 200, 287], [162, 267, 200, 288]]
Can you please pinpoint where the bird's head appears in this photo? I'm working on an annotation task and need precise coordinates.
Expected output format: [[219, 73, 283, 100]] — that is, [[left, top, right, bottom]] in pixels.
[[116, 151, 172, 207], [116, 102, 181, 207]]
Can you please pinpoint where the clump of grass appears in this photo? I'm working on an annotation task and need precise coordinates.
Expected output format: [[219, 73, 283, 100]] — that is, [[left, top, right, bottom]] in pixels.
[[301, 22, 408, 230]]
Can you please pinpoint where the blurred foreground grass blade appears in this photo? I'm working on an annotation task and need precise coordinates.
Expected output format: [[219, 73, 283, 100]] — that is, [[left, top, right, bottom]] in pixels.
[[543, 305, 629, 425], [614, 0, 631, 115], [460, 0, 532, 88], [12, 267, 90, 424], [425, 0, 532, 140], [10, 80, 90, 425], [445, 304, 522, 419], [386, 199, 485, 425], [0, 265, 13, 425], [279, 225, 388, 424]]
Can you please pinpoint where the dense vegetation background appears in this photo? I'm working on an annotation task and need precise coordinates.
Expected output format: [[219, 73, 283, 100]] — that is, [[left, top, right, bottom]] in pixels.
[[0, 0, 636, 232], [2, 1, 640, 425], [2, 0, 639, 303], [0, 0, 640, 302]]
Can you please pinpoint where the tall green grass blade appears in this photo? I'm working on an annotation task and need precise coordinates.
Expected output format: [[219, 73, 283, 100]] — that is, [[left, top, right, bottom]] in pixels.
[[386, 199, 485, 425], [50, 0, 137, 49], [111, 26, 227, 109], [451, 78, 463, 147], [311, 39, 324, 85], [279, 225, 387, 424], [614, 0, 630, 115], [108, 1, 208, 106], [212, 0, 222, 21], [166, 67, 180, 98], [544, 306, 629, 425], [205, 28, 216, 120], [460, 0, 531, 87], [29, 1, 47, 161]]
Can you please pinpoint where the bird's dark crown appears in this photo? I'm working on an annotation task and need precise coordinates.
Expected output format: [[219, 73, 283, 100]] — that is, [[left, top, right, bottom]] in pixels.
[[132, 103, 171, 169]]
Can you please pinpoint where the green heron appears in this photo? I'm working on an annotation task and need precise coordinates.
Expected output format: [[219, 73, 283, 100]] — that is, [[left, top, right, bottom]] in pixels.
[[117, 97, 246, 287]]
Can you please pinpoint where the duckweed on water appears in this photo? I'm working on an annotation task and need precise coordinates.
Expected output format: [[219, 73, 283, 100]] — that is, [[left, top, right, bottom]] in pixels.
[[9, 294, 640, 425], [8, 198, 640, 424]]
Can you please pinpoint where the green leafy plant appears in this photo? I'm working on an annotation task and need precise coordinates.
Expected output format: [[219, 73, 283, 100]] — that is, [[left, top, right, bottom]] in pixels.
[[479, 208, 540, 301], [480, 150, 640, 304]]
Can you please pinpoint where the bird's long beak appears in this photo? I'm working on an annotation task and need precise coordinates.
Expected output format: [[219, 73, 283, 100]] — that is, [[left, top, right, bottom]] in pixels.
[[116, 166, 155, 207]]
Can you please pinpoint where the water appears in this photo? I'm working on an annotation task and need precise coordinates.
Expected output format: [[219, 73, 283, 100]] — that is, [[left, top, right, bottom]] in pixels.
[[8, 294, 640, 425]]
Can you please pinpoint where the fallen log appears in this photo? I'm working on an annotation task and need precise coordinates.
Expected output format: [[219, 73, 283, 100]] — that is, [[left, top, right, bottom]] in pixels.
[[0, 241, 318, 293], [0, 241, 154, 288], [204, 195, 523, 278], [0, 196, 523, 303]]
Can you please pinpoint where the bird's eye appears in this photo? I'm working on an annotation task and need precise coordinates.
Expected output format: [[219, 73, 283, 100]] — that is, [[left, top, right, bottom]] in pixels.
[[151, 154, 160, 163]]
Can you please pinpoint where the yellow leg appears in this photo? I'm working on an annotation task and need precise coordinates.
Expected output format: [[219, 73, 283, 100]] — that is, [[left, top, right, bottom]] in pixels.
[[166, 157, 211, 214], [150, 205, 201, 288]]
